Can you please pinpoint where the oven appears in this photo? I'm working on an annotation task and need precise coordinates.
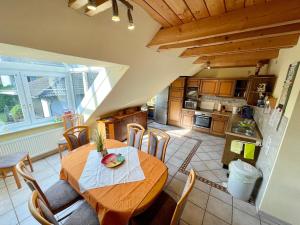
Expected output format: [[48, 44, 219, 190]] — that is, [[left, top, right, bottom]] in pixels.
[[194, 113, 212, 128]]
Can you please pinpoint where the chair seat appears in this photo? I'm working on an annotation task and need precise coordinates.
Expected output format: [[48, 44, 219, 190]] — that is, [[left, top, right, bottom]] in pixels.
[[63, 201, 100, 225], [130, 191, 177, 225], [45, 180, 81, 213], [0, 152, 28, 169]]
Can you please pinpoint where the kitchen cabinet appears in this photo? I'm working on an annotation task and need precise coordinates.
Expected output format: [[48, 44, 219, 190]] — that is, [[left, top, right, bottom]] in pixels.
[[168, 98, 183, 126], [217, 80, 236, 97], [181, 109, 195, 128], [199, 80, 219, 95], [210, 114, 229, 136], [171, 77, 185, 88], [169, 88, 184, 99], [186, 78, 200, 88]]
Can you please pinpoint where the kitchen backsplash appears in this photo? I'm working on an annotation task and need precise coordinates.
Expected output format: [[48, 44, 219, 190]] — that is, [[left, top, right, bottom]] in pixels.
[[199, 95, 247, 111], [253, 107, 288, 207]]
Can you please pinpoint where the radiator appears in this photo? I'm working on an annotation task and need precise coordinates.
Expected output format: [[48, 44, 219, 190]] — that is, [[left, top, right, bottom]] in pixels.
[[0, 128, 64, 157]]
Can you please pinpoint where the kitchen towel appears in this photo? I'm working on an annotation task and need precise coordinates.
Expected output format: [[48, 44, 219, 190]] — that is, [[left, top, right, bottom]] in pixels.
[[244, 143, 255, 160], [230, 140, 243, 154]]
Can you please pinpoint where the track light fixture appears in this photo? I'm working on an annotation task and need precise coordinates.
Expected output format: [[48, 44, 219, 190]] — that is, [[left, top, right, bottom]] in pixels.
[[206, 61, 211, 69], [87, 0, 97, 11], [127, 8, 135, 30], [112, 0, 120, 22]]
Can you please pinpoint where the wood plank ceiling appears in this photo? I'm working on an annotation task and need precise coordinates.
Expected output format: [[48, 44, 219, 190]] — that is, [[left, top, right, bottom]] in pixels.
[[69, 0, 300, 68]]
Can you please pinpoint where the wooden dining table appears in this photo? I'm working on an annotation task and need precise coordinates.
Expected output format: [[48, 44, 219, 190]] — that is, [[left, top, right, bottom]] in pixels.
[[60, 139, 168, 225]]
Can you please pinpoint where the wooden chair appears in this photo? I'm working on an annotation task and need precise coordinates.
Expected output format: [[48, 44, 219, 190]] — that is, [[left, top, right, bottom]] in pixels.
[[147, 129, 170, 163], [127, 123, 145, 150], [63, 126, 90, 151], [0, 152, 33, 189], [58, 114, 83, 158], [29, 190, 100, 225], [130, 169, 196, 225], [16, 161, 81, 215]]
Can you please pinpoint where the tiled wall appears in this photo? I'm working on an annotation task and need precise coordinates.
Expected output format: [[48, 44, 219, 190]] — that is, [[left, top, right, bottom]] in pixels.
[[199, 96, 247, 111], [253, 107, 288, 208]]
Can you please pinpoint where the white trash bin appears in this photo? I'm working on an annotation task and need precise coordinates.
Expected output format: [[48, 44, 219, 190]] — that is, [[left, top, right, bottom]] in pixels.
[[227, 160, 261, 201]]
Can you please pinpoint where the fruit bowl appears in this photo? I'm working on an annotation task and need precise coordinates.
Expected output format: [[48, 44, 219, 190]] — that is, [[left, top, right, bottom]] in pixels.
[[101, 153, 125, 168]]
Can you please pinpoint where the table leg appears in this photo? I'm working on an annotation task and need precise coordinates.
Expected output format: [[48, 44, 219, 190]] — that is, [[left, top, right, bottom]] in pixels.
[[27, 155, 34, 172], [12, 166, 21, 189], [58, 144, 63, 159]]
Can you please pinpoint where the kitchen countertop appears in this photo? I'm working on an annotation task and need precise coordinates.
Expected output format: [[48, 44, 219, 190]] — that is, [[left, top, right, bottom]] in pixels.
[[225, 115, 263, 142], [211, 111, 232, 117]]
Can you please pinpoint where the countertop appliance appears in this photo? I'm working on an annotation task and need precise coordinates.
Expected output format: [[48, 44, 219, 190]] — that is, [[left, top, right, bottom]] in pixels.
[[241, 105, 253, 119], [184, 100, 197, 110], [194, 109, 213, 128]]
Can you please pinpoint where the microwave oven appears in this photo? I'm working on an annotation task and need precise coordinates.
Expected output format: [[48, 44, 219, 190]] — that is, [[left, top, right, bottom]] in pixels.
[[184, 100, 197, 109]]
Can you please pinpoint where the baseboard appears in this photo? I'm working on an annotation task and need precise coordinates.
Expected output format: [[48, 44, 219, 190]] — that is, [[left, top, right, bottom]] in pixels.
[[259, 210, 292, 225]]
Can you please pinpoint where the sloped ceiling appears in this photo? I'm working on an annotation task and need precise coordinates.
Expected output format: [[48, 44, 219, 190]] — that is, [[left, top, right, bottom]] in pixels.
[[0, 0, 201, 124]]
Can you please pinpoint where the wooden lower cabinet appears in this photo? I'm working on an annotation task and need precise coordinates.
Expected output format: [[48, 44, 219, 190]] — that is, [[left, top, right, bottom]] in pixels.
[[168, 98, 183, 126], [210, 114, 229, 136], [97, 110, 147, 142], [181, 109, 195, 128]]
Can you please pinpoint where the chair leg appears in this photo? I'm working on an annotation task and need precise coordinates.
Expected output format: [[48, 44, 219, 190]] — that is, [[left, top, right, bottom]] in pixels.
[[12, 166, 21, 189], [27, 155, 34, 172], [58, 144, 63, 159]]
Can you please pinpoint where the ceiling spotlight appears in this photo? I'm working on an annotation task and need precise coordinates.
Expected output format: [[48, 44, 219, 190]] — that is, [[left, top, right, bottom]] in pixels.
[[206, 61, 211, 69], [127, 8, 135, 30], [112, 0, 120, 22], [87, 0, 97, 11]]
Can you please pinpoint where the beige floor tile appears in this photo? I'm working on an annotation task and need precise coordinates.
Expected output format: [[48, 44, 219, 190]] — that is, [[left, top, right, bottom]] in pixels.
[[20, 215, 40, 225], [174, 151, 187, 160], [207, 152, 222, 160], [232, 208, 261, 225], [206, 196, 232, 224], [188, 188, 209, 209], [179, 219, 189, 225], [15, 201, 31, 222], [210, 187, 232, 205], [190, 162, 209, 172], [211, 169, 228, 182], [0, 209, 18, 225], [0, 194, 13, 216], [194, 180, 211, 194], [203, 212, 230, 225], [11, 187, 31, 207], [174, 172, 188, 182], [181, 201, 205, 225], [166, 163, 179, 176], [196, 152, 211, 161], [168, 156, 184, 168], [167, 177, 185, 196], [204, 160, 222, 170], [198, 171, 221, 183], [233, 198, 258, 218]]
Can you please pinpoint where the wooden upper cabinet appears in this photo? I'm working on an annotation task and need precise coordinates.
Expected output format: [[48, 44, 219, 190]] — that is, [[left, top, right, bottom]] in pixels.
[[217, 80, 236, 97], [186, 78, 200, 87], [171, 77, 186, 88], [169, 88, 184, 99], [199, 80, 219, 95], [168, 98, 183, 126]]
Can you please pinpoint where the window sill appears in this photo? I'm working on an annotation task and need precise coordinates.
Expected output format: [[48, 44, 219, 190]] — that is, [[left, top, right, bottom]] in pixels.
[[0, 121, 63, 137]]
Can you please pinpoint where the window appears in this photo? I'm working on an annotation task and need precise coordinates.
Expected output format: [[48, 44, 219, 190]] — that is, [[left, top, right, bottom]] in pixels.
[[0, 57, 104, 133], [0, 75, 25, 125]]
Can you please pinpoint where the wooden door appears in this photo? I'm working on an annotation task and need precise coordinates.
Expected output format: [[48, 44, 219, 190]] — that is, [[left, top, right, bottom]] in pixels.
[[171, 77, 186, 88], [199, 80, 218, 95], [181, 110, 195, 128], [211, 120, 228, 136], [217, 80, 236, 97], [168, 98, 183, 126]]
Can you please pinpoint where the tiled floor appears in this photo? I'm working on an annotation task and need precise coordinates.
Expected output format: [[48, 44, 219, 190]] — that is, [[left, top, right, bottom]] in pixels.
[[0, 122, 279, 225]]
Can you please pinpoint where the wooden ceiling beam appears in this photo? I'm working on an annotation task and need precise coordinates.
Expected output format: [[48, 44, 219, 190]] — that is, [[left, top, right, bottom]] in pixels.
[[158, 23, 300, 50], [163, 0, 194, 23], [208, 59, 267, 68], [180, 34, 299, 57], [85, 0, 112, 16], [194, 49, 279, 64], [184, 0, 209, 20], [148, 0, 300, 46]]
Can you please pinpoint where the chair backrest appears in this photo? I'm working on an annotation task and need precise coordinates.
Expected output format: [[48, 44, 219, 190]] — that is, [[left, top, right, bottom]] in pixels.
[[147, 129, 170, 163], [170, 169, 196, 225], [62, 113, 83, 131], [63, 126, 90, 151], [29, 190, 58, 225], [16, 162, 51, 209], [127, 123, 145, 150]]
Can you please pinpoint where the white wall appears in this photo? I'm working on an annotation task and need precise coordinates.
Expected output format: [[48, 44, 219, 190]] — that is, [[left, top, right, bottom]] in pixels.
[[0, 0, 201, 124]]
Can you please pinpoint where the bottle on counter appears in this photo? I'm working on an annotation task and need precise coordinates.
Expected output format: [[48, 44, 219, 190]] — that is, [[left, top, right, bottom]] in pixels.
[[217, 102, 222, 112]]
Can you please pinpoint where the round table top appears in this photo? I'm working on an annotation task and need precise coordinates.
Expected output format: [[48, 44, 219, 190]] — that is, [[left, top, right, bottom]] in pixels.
[[60, 139, 168, 225]]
